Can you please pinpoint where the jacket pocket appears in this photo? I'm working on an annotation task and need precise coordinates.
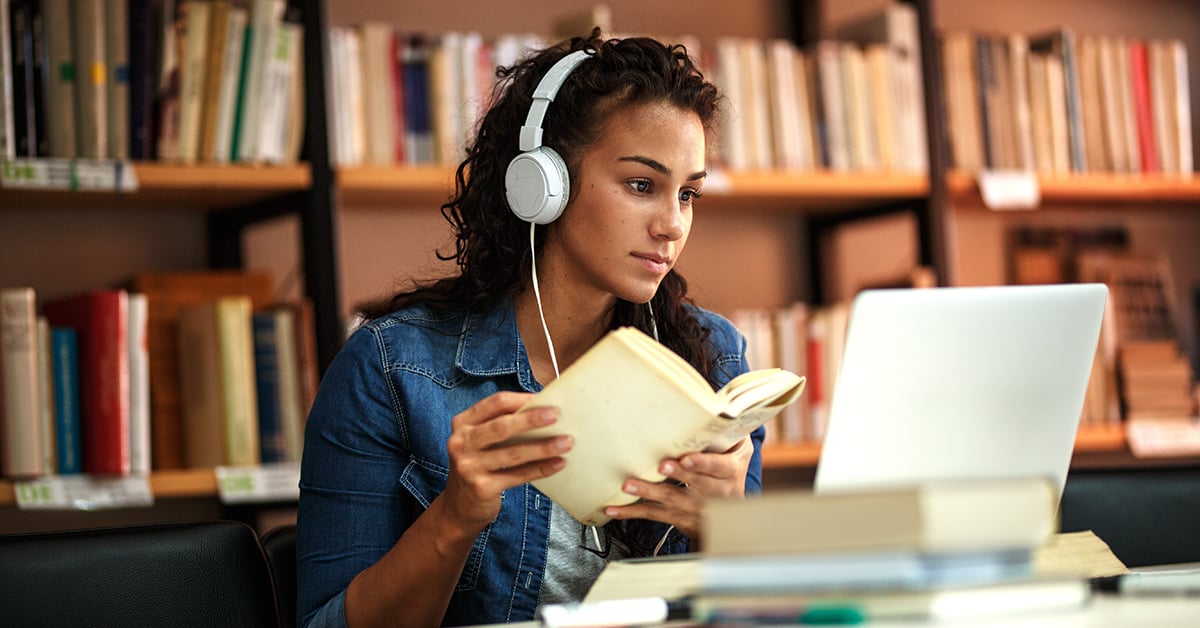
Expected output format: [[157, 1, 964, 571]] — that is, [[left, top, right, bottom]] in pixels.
[[399, 457, 491, 592]]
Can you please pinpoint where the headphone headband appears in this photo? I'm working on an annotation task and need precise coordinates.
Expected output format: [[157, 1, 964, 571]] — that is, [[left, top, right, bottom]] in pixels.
[[518, 49, 594, 152]]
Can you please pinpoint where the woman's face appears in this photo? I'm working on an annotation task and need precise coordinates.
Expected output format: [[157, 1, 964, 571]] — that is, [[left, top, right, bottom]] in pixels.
[[545, 100, 706, 305]]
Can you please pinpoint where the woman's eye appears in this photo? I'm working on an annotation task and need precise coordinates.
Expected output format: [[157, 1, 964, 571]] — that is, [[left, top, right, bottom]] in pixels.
[[680, 189, 702, 204], [628, 179, 652, 194]]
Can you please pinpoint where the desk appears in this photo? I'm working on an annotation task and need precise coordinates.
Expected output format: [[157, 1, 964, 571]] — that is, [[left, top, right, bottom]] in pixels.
[[487, 595, 1198, 627]]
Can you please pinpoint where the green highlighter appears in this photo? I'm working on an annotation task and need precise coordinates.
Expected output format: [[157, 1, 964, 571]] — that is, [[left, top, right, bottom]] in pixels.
[[799, 605, 867, 625]]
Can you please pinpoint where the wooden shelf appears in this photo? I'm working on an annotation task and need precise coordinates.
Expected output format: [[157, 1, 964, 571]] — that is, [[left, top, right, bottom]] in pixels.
[[0, 468, 218, 507], [761, 424, 1133, 472], [336, 165, 929, 212], [946, 170, 1200, 207], [0, 162, 312, 210]]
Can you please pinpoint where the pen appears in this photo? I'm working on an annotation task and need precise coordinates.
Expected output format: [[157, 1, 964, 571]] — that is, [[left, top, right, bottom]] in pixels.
[[698, 603, 866, 625], [538, 597, 691, 627], [1092, 568, 1200, 596]]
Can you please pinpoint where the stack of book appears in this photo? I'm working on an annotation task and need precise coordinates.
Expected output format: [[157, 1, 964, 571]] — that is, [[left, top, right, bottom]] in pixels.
[[581, 479, 1095, 624]]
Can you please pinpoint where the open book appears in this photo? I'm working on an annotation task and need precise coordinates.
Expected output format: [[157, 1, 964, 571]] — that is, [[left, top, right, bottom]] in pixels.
[[515, 326, 805, 525]]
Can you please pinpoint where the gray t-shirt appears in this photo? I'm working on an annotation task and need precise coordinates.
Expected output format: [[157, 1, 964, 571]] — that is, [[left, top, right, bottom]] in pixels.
[[536, 502, 629, 607]]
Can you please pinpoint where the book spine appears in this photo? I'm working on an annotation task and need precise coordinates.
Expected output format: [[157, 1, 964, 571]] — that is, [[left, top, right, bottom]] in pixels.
[[0, 0, 13, 159], [1, 287, 44, 478], [127, 0, 155, 159], [105, 0, 130, 159], [128, 292, 150, 475], [252, 310, 286, 463], [51, 327, 82, 474], [73, 0, 108, 159], [40, 0, 76, 157], [218, 298, 259, 466]]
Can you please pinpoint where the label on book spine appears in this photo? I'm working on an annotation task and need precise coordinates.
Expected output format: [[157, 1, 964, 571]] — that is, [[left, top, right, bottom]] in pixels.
[[216, 462, 301, 504], [978, 170, 1041, 210], [0, 159, 139, 191], [14, 475, 154, 510]]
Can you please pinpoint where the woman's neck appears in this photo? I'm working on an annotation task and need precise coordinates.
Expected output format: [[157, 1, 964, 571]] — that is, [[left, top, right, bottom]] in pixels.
[[514, 285, 613, 385]]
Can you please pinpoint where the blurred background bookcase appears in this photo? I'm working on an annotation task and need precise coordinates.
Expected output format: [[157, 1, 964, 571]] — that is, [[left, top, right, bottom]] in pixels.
[[3, 0, 1200, 531]]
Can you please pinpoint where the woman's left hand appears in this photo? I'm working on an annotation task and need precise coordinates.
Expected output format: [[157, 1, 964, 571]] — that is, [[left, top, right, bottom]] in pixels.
[[603, 436, 754, 541]]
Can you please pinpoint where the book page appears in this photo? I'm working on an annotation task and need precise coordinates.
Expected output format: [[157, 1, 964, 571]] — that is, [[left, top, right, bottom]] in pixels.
[[1034, 530, 1128, 579], [584, 556, 701, 603]]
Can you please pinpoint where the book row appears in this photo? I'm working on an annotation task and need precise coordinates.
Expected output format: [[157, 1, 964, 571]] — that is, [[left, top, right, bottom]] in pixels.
[[941, 28, 1193, 176], [0, 0, 304, 164], [0, 276, 317, 481], [325, 2, 929, 175]]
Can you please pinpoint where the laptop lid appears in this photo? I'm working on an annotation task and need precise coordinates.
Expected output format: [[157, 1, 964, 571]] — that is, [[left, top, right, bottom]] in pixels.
[[814, 283, 1108, 502]]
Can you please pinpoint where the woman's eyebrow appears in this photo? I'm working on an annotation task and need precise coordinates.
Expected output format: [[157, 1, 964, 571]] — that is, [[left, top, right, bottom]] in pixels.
[[618, 155, 707, 180]]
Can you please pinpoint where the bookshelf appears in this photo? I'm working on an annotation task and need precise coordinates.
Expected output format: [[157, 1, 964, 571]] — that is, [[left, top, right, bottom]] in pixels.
[[946, 170, 1200, 206]]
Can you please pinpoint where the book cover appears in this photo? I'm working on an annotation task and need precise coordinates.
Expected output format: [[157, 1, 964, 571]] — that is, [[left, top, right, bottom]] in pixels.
[[514, 327, 805, 526], [42, 290, 130, 476], [177, 296, 261, 468], [50, 326, 82, 474], [210, 4, 248, 163], [703, 478, 1057, 558], [1, 287, 45, 477]]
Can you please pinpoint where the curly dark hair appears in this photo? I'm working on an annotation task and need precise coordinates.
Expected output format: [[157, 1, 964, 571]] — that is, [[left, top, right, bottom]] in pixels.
[[365, 30, 723, 556]]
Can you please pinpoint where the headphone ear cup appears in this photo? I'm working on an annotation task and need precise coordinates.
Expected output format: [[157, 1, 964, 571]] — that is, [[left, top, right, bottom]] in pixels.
[[505, 147, 570, 224]]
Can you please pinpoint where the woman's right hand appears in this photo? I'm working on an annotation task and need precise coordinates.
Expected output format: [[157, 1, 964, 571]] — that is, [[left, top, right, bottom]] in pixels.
[[441, 391, 572, 533]]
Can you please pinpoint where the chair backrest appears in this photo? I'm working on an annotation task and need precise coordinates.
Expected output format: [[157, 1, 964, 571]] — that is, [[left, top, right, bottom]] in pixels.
[[1059, 467, 1200, 568], [0, 520, 280, 628], [261, 524, 298, 628]]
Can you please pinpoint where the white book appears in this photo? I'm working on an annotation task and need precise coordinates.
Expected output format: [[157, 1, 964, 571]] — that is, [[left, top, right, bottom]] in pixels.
[[255, 20, 300, 163], [359, 21, 397, 166], [815, 40, 849, 172], [1, 287, 44, 478], [766, 40, 803, 171], [1044, 54, 1071, 174], [1171, 40, 1192, 175], [128, 292, 150, 475], [1150, 40, 1174, 175], [0, 0, 13, 159], [714, 38, 748, 170], [510, 327, 804, 526], [843, 44, 878, 172], [176, 0, 211, 163], [342, 26, 366, 166], [429, 31, 462, 166], [212, 6, 249, 164], [791, 47, 816, 171], [1097, 37, 1127, 173], [458, 31, 486, 152], [1027, 54, 1054, 173], [235, 0, 285, 162], [1008, 34, 1035, 171], [864, 44, 895, 172], [740, 38, 773, 170]]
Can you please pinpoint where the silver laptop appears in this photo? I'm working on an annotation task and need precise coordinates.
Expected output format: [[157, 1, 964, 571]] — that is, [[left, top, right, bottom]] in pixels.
[[814, 283, 1108, 501]]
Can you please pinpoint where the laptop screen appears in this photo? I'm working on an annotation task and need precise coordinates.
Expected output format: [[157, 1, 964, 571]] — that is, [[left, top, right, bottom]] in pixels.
[[814, 284, 1108, 502]]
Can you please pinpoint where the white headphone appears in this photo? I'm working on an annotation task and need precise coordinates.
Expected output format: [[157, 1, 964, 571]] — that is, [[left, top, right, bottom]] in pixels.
[[505, 49, 594, 224]]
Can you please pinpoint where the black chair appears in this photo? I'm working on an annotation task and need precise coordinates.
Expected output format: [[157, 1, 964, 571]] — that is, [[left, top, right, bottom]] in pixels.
[[0, 520, 280, 628], [1059, 467, 1200, 568], [262, 524, 298, 628]]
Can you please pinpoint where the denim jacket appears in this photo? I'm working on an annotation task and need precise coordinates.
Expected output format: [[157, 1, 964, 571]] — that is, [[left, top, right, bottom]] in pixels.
[[296, 297, 764, 626]]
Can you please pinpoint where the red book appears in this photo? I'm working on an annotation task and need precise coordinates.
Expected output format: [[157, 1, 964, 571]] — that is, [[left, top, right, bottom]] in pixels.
[[42, 291, 131, 475], [1129, 39, 1160, 173]]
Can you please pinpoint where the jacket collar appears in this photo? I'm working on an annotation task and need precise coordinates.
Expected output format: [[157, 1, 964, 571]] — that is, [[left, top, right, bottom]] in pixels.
[[455, 294, 541, 392]]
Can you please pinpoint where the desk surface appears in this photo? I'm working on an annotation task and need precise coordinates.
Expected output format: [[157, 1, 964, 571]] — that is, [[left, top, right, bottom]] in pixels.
[[489, 595, 1198, 627]]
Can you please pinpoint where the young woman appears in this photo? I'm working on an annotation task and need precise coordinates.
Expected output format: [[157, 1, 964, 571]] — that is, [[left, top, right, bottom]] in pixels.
[[297, 31, 765, 627]]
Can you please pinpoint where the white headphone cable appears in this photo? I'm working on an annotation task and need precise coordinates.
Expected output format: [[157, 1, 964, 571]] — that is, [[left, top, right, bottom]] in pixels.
[[529, 222, 673, 558]]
